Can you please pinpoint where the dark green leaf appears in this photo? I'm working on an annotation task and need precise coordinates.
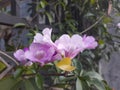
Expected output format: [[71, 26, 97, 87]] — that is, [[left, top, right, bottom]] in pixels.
[[89, 78, 105, 90], [0, 77, 18, 90], [11, 80, 25, 90], [14, 23, 26, 28], [76, 77, 83, 90], [35, 74, 44, 90], [13, 67, 24, 79], [40, 0, 48, 8], [24, 80, 36, 90], [103, 80, 112, 90], [77, 76, 90, 90], [83, 71, 103, 80], [45, 12, 53, 24], [73, 59, 82, 75]]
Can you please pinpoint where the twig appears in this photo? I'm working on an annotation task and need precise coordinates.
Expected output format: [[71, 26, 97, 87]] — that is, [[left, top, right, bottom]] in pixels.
[[0, 50, 19, 65], [22, 72, 75, 77], [80, 14, 105, 35]]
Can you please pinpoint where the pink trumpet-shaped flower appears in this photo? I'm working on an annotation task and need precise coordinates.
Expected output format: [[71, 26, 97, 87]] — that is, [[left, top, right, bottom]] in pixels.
[[14, 27, 98, 67], [55, 34, 85, 59], [25, 43, 60, 66]]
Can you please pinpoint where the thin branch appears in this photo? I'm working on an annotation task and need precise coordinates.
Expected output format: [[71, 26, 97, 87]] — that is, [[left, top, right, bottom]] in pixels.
[[0, 50, 19, 65], [80, 14, 105, 35], [22, 72, 75, 77]]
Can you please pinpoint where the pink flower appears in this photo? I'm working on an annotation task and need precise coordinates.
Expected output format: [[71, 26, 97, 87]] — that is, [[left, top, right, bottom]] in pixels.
[[33, 28, 54, 45], [82, 35, 98, 49], [14, 27, 98, 66], [14, 48, 29, 64], [117, 23, 120, 29], [25, 43, 60, 66], [55, 34, 85, 59], [14, 49, 26, 61]]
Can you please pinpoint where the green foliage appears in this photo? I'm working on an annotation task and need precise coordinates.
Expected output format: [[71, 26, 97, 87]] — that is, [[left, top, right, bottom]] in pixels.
[[0, 77, 19, 90], [83, 71, 103, 80], [14, 23, 26, 28], [35, 74, 44, 90], [13, 67, 24, 79], [76, 77, 83, 90], [75, 70, 112, 90], [24, 80, 36, 90]]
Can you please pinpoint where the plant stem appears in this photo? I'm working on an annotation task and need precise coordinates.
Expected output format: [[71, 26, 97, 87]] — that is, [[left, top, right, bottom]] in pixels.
[[22, 72, 75, 77], [80, 14, 105, 35]]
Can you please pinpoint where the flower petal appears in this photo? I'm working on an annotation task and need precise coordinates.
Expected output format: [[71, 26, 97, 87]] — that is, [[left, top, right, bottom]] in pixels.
[[33, 28, 54, 45], [14, 49, 26, 61], [42, 28, 52, 37], [57, 65, 75, 72], [55, 34, 84, 58], [82, 35, 98, 49], [33, 33, 43, 43], [56, 57, 75, 72]]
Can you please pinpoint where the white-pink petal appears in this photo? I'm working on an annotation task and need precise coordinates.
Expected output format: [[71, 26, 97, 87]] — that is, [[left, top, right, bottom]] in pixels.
[[33, 33, 43, 43], [117, 23, 120, 29], [55, 34, 84, 58], [33, 28, 54, 45], [14, 49, 26, 61]]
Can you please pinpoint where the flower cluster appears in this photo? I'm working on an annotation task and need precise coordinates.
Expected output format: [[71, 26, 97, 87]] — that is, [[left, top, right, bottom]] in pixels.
[[14, 28, 98, 71]]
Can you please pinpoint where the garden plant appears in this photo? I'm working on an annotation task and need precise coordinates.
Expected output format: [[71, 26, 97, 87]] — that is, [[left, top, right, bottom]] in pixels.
[[0, 0, 120, 90]]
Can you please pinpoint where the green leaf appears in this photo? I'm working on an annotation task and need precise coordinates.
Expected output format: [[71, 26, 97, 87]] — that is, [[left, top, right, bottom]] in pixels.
[[14, 23, 26, 28], [11, 80, 25, 90], [98, 39, 104, 45], [77, 76, 90, 90], [63, 0, 68, 5], [0, 77, 18, 90], [55, 1, 66, 10], [35, 74, 44, 90], [89, 78, 105, 90], [83, 71, 103, 80], [103, 80, 112, 90], [40, 1, 45, 8], [73, 59, 82, 75], [90, 0, 96, 5], [24, 80, 36, 90], [40, 0, 48, 8], [85, 12, 94, 17], [76, 78, 83, 90], [45, 12, 53, 24], [102, 16, 112, 24], [13, 67, 24, 79]]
